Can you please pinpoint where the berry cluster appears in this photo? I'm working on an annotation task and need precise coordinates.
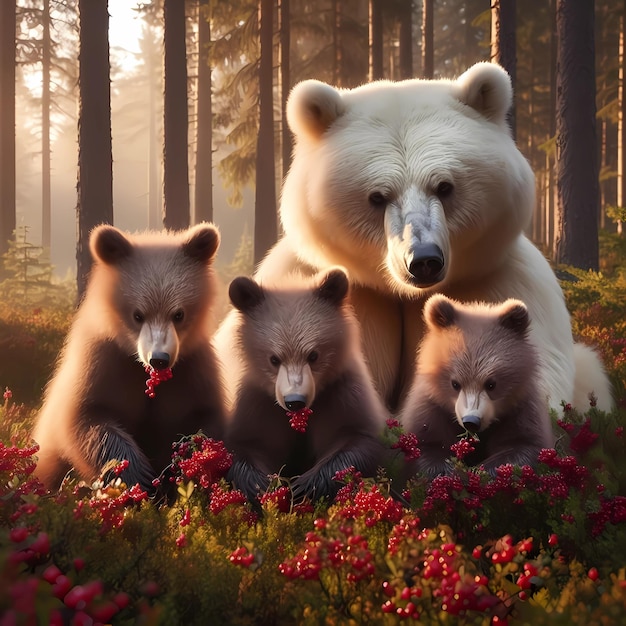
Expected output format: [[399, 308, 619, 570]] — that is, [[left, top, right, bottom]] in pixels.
[[286, 406, 313, 433], [170, 435, 233, 490], [229, 546, 255, 568], [144, 364, 173, 398]]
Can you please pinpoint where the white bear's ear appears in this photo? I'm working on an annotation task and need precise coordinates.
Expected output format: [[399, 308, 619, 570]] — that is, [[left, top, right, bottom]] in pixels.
[[315, 267, 349, 306], [424, 294, 457, 329], [183, 223, 220, 264], [498, 299, 530, 336], [454, 62, 512, 126], [229, 276, 265, 313], [287, 80, 345, 140], [90, 225, 133, 266]]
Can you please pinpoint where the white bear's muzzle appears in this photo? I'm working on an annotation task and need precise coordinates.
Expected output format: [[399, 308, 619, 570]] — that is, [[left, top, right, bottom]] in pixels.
[[137, 321, 180, 370], [275, 363, 315, 411]]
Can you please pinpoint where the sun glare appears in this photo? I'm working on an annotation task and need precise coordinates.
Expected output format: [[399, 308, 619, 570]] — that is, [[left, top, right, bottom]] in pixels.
[[108, 0, 144, 73]]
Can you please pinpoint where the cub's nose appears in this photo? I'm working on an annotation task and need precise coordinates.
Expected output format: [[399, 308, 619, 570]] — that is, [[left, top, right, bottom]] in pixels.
[[284, 394, 307, 411], [462, 414, 481, 433], [149, 352, 170, 370]]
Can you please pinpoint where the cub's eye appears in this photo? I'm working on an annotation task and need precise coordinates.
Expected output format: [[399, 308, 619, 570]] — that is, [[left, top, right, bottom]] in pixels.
[[436, 181, 454, 199], [368, 191, 387, 209], [173, 310, 185, 323], [269, 355, 281, 367], [485, 379, 496, 392], [451, 380, 461, 391], [133, 311, 144, 323], [307, 351, 319, 363]]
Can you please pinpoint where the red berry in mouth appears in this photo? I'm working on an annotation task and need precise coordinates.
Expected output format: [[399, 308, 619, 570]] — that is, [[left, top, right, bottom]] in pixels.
[[144, 365, 173, 398], [286, 407, 313, 433]]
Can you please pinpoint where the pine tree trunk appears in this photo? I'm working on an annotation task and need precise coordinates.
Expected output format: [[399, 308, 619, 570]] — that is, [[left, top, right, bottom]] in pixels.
[[332, 0, 342, 86], [42, 0, 51, 252], [254, 0, 277, 265], [369, 0, 383, 80], [76, 0, 113, 300], [490, 0, 516, 138], [163, 0, 190, 230], [421, 0, 433, 78], [194, 0, 213, 225], [398, 0, 413, 80], [280, 0, 292, 178], [0, 1, 16, 257], [618, 4, 625, 235], [555, 0, 599, 270]]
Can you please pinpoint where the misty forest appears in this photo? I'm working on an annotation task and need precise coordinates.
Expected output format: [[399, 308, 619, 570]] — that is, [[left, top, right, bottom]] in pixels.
[[1, 1, 626, 625]]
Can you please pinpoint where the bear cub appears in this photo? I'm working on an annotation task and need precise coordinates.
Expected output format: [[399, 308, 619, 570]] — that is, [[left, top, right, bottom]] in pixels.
[[400, 294, 554, 478], [32, 223, 227, 492], [224, 268, 389, 504]]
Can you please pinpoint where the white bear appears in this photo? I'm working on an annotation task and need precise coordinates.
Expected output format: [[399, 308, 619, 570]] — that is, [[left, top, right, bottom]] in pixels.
[[245, 62, 612, 414]]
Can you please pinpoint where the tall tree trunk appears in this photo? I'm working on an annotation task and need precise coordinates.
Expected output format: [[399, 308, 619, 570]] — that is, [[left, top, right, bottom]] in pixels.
[[490, 0, 516, 138], [546, 0, 557, 253], [194, 0, 213, 225], [42, 0, 51, 252], [280, 0, 292, 178], [555, 0, 599, 270], [398, 0, 413, 79], [618, 5, 625, 235], [0, 1, 16, 257], [76, 0, 113, 300], [332, 0, 342, 86], [421, 0, 433, 78], [369, 0, 383, 81], [148, 36, 160, 230], [254, 0, 277, 265], [163, 0, 190, 230]]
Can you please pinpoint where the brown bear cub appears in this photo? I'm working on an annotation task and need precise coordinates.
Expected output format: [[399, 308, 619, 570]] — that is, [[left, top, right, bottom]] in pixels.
[[224, 268, 389, 504], [32, 223, 227, 492], [400, 294, 554, 478]]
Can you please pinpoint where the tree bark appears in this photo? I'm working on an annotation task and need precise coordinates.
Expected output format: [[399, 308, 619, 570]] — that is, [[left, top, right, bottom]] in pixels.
[[491, 0, 516, 138], [369, 0, 384, 81], [398, 0, 413, 80], [280, 0, 292, 178], [254, 0, 277, 265], [76, 0, 113, 300], [0, 1, 16, 257], [421, 0, 433, 78], [194, 0, 213, 225], [42, 0, 51, 252], [163, 0, 190, 230], [555, 0, 599, 270]]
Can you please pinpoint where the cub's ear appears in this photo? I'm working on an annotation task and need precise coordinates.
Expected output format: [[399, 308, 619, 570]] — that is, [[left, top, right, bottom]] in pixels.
[[315, 268, 349, 306], [454, 62, 512, 127], [498, 299, 530, 336], [229, 276, 265, 313], [183, 223, 220, 263], [90, 225, 133, 265], [287, 79, 345, 141], [424, 294, 457, 329]]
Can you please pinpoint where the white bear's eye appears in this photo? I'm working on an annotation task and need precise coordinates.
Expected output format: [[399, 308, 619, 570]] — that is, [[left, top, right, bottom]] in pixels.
[[485, 379, 496, 392], [307, 350, 318, 364], [172, 309, 185, 323], [269, 355, 281, 367], [133, 310, 144, 323], [451, 380, 461, 391], [435, 181, 454, 199], [368, 191, 387, 209]]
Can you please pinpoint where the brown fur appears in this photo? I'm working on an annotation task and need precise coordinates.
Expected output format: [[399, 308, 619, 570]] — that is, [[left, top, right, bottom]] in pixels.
[[31, 224, 227, 491], [223, 268, 389, 503], [400, 295, 554, 477]]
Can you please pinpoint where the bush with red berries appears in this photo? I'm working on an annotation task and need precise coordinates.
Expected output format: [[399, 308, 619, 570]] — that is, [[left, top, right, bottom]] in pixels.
[[0, 255, 625, 625]]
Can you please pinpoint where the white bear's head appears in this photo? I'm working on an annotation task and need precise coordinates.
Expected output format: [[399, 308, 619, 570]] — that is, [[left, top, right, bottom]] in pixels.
[[88, 223, 220, 369], [281, 62, 535, 296]]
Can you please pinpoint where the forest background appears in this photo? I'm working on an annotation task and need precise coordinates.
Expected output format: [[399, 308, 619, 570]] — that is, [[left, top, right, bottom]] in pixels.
[[0, 0, 623, 301]]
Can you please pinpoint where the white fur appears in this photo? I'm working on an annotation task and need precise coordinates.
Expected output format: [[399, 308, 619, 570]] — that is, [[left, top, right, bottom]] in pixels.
[[250, 63, 613, 413]]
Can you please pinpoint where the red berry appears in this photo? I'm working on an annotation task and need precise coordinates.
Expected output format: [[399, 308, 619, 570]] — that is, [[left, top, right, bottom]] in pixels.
[[548, 533, 558, 547], [9, 527, 29, 543], [588, 567, 599, 581], [42, 564, 63, 584]]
